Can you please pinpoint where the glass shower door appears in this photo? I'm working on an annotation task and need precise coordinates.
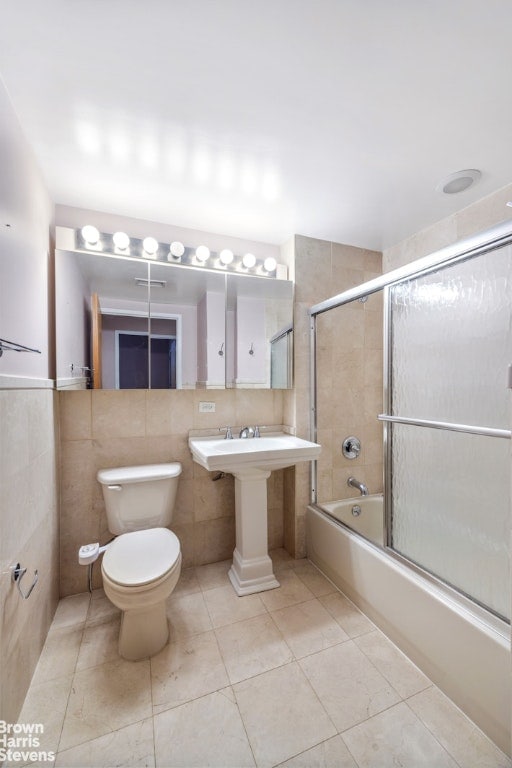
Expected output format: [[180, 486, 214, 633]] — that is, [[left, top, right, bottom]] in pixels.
[[385, 243, 512, 620]]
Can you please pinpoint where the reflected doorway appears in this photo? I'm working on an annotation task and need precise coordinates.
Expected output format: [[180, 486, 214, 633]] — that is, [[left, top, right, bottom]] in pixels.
[[116, 332, 177, 389]]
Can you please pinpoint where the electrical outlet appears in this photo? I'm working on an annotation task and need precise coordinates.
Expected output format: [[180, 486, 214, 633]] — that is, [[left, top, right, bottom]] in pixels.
[[199, 401, 216, 413]]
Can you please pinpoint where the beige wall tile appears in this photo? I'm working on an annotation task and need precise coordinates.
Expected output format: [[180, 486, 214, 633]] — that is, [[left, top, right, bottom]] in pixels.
[[0, 389, 59, 724], [234, 389, 276, 426], [456, 182, 512, 241], [193, 473, 235, 522], [92, 390, 146, 438], [193, 389, 236, 429], [145, 390, 174, 435], [59, 390, 92, 440], [194, 517, 236, 565], [170, 522, 195, 569], [295, 236, 332, 304]]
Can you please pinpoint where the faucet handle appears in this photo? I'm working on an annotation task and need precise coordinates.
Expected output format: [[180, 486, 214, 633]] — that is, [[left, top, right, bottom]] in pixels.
[[254, 425, 260, 437], [219, 426, 233, 439]]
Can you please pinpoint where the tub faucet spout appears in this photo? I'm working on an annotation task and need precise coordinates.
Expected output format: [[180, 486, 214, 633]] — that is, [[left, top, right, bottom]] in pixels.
[[347, 476, 368, 496]]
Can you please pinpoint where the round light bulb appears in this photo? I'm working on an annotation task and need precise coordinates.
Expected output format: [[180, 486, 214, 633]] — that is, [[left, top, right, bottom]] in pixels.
[[219, 248, 234, 265], [143, 236, 159, 255], [170, 241, 185, 257], [242, 252, 256, 269], [264, 257, 277, 272], [113, 231, 130, 250], [196, 245, 210, 262], [81, 225, 100, 245]]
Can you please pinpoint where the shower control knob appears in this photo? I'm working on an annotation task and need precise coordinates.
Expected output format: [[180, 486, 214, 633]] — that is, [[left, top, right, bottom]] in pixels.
[[342, 436, 361, 459]]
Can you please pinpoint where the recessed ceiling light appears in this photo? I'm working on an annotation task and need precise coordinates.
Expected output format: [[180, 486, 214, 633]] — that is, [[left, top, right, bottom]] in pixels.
[[436, 169, 481, 195]]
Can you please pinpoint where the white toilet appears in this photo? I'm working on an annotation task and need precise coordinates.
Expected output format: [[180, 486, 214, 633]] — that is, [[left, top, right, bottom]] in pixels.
[[97, 462, 182, 661]]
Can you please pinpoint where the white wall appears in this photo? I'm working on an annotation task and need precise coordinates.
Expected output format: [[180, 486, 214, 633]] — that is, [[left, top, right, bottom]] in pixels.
[[235, 296, 266, 386], [55, 248, 89, 384], [0, 81, 54, 382], [55, 204, 281, 263]]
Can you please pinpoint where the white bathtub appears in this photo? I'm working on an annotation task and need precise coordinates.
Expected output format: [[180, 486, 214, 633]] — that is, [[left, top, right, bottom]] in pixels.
[[306, 501, 511, 755], [320, 494, 384, 546]]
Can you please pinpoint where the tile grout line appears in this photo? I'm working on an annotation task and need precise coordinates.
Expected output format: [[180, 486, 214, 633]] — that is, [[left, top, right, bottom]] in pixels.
[[401, 697, 465, 768], [54, 597, 91, 759]]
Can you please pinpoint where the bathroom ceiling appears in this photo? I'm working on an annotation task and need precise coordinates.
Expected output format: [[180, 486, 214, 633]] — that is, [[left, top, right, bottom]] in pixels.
[[1, 0, 511, 251]]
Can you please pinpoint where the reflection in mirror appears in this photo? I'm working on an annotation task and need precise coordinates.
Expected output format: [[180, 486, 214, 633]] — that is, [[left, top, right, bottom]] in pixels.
[[226, 274, 293, 388], [149, 262, 226, 389], [55, 248, 150, 389], [270, 324, 293, 388], [55, 227, 294, 390]]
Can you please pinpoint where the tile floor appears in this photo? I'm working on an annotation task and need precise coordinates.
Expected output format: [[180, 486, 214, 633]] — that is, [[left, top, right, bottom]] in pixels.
[[13, 550, 511, 768]]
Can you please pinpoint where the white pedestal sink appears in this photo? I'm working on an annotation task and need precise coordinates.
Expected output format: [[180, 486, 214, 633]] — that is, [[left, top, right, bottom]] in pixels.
[[188, 432, 321, 595]]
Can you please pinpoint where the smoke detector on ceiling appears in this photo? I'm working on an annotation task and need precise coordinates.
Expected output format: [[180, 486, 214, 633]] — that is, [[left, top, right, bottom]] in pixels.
[[436, 169, 481, 195]]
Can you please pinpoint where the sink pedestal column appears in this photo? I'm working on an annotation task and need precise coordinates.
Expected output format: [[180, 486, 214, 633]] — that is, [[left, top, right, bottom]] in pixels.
[[228, 468, 280, 596]]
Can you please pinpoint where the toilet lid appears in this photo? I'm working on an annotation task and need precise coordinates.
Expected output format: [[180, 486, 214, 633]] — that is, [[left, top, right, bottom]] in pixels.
[[102, 528, 180, 586]]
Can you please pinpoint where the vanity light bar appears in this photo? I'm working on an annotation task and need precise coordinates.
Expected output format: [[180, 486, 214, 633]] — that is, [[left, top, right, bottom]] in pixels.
[[77, 227, 286, 279]]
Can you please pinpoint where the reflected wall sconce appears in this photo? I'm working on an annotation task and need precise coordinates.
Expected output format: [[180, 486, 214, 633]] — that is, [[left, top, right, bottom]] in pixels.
[[76, 227, 287, 279]]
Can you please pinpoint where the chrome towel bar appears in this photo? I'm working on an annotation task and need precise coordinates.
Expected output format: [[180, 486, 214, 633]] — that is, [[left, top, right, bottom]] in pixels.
[[377, 414, 511, 440], [0, 337, 41, 357]]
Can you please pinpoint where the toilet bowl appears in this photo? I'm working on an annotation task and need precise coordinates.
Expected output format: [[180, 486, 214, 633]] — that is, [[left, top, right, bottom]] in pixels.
[[90, 462, 183, 661], [101, 527, 181, 660]]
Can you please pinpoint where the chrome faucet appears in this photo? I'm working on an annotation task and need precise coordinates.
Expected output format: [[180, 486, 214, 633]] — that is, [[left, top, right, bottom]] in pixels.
[[347, 476, 368, 496], [219, 426, 233, 440], [239, 426, 255, 439]]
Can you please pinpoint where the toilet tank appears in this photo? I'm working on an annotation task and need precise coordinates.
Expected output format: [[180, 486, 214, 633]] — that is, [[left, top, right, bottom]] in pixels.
[[97, 463, 182, 535]]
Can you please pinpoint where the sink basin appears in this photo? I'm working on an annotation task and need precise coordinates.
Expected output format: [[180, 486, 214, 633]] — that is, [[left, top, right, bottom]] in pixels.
[[188, 431, 322, 597], [189, 433, 321, 473]]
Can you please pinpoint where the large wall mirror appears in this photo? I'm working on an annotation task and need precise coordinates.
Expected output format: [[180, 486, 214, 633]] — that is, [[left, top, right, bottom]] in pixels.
[[55, 227, 293, 390]]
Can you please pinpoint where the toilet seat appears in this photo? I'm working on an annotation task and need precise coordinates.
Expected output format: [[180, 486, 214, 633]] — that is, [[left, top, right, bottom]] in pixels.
[[102, 527, 180, 587]]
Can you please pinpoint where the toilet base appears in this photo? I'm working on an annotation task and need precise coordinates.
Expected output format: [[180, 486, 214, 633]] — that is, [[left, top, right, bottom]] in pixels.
[[118, 600, 169, 660]]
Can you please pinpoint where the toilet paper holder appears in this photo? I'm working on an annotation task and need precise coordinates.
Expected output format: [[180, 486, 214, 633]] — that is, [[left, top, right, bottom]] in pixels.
[[10, 563, 39, 600]]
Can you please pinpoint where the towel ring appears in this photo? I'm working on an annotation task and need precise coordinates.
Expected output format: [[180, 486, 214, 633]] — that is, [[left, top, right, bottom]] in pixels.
[[11, 563, 39, 600]]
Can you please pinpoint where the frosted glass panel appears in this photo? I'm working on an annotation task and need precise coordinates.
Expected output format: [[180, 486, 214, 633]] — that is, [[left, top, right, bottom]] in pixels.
[[389, 242, 511, 619], [391, 425, 510, 619], [390, 244, 512, 429]]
